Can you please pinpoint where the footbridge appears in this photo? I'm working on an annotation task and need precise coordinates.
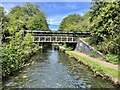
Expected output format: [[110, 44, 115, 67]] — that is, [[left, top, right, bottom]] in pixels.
[[24, 30, 90, 43]]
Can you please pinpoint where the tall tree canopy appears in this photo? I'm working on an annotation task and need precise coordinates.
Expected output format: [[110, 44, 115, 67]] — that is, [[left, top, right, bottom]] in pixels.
[[59, 1, 120, 59], [3, 2, 49, 37], [89, 1, 120, 58], [1, 3, 50, 76], [59, 14, 83, 31], [0, 6, 4, 18], [75, 12, 91, 32], [59, 13, 90, 32]]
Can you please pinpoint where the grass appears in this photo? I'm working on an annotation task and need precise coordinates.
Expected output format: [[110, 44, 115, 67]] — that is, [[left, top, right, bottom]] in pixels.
[[65, 51, 119, 79], [59, 46, 66, 52], [59, 45, 72, 52], [106, 54, 120, 65]]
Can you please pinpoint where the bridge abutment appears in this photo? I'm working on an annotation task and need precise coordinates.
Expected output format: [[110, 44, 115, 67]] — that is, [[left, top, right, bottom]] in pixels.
[[75, 38, 105, 59]]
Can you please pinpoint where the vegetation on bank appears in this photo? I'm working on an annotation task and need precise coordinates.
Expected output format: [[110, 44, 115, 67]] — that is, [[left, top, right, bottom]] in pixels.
[[1, 3, 49, 76], [66, 51, 119, 78], [59, 46, 120, 85], [1, 31, 40, 76], [106, 54, 120, 65], [59, 1, 120, 63], [81, 37, 119, 65]]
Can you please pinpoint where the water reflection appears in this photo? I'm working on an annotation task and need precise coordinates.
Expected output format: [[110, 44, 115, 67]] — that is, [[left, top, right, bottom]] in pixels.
[[2, 47, 115, 89]]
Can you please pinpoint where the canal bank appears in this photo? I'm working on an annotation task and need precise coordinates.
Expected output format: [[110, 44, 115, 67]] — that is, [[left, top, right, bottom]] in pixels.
[[59, 46, 120, 87], [2, 47, 117, 89]]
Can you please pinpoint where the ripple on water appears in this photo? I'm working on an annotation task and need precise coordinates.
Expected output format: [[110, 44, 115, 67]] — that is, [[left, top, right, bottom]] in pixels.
[[5, 82, 13, 86], [3, 49, 116, 88], [78, 80, 83, 85], [73, 75, 80, 80]]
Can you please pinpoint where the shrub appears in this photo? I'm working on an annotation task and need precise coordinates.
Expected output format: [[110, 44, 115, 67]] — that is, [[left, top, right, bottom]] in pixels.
[[106, 54, 119, 65]]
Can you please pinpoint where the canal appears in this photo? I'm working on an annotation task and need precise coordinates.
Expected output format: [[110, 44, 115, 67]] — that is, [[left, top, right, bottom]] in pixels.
[[2, 46, 115, 88]]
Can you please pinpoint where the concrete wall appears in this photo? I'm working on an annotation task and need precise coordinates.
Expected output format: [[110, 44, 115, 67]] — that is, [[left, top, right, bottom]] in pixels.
[[75, 38, 105, 59]]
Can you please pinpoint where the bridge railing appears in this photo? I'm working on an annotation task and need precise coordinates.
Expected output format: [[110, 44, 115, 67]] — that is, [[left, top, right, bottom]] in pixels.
[[33, 36, 77, 43], [24, 30, 90, 43]]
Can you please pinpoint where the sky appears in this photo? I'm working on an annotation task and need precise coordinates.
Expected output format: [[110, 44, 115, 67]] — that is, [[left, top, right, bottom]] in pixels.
[[0, 2, 91, 30]]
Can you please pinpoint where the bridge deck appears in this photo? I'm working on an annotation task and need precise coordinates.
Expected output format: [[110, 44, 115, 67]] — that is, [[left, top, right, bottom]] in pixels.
[[25, 30, 90, 43], [25, 30, 90, 35]]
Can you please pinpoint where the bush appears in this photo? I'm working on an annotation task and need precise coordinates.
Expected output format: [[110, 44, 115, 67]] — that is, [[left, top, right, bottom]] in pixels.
[[2, 30, 39, 77], [106, 54, 119, 65]]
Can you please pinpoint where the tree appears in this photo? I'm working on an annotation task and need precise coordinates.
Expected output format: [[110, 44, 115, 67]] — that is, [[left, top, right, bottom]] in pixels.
[[0, 6, 4, 40], [0, 6, 4, 18], [3, 2, 49, 37], [27, 15, 49, 30], [1, 2, 50, 76], [75, 12, 91, 32], [59, 13, 91, 32], [59, 14, 83, 31], [89, 1, 120, 57]]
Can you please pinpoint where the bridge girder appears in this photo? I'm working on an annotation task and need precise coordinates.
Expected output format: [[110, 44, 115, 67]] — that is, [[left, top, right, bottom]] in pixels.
[[24, 30, 91, 36], [24, 30, 91, 43]]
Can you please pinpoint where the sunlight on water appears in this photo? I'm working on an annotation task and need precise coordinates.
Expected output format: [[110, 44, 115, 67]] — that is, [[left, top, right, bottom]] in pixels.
[[2, 48, 115, 89]]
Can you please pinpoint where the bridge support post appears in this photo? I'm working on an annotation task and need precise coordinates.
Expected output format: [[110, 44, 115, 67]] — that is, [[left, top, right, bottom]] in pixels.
[[72, 37, 73, 42], [37, 42, 40, 46], [39, 36, 40, 42], [67, 37, 68, 42], [56, 36, 57, 42], [61, 36, 62, 42]]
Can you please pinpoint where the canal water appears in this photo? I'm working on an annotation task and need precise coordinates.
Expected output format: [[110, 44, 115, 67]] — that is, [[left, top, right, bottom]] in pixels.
[[2, 47, 115, 89]]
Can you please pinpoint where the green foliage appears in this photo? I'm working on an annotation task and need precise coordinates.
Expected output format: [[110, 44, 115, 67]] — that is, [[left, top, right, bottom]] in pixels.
[[59, 13, 91, 31], [89, 1, 120, 59], [59, 14, 83, 31], [27, 16, 49, 30], [1, 2, 49, 76], [66, 51, 119, 79], [0, 6, 6, 40], [75, 12, 91, 32], [2, 30, 39, 76], [63, 44, 74, 51], [106, 54, 119, 65], [2, 2, 49, 38], [0, 6, 4, 18], [59, 1, 120, 62]]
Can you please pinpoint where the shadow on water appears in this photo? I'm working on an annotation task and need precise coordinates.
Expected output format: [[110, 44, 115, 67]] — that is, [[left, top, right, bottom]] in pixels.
[[2, 44, 116, 89]]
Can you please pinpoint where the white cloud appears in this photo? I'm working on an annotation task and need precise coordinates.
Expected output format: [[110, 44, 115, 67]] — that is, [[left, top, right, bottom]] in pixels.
[[65, 4, 78, 10], [50, 21, 60, 25], [73, 11, 85, 16], [2, 3, 16, 14], [3, 3, 16, 9], [48, 11, 84, 30], [48, 15, 67, 25], [1, 0, 92, 2], [0, 3, 3, 7], [44, 3, 65, 11], [80, 13, 84, 16], [44, 3, 85, 12], [4, 9, 9, 14], [48, 10, 85, 26], [50, 28, 58, 31]]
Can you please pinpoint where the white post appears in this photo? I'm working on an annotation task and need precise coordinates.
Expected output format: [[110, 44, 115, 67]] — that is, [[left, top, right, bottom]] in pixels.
[[55, 36, 57, 42], [45, 36, 46, 42], [39, 36, 40, 42], [72, 37, 73, 42], [66, 37, 68, 42], [50, 36, 51, 42]]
